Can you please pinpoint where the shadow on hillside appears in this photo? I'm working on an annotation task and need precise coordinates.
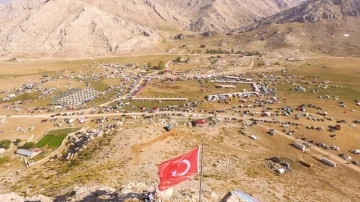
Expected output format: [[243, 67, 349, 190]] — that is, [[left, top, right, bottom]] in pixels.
[[53, 189, 148, 202]]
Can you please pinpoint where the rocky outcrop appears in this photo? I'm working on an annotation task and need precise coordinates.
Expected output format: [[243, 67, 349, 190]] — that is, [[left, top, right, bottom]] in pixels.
[[0, 183, 221, 202], [243, 0, 360, 31]]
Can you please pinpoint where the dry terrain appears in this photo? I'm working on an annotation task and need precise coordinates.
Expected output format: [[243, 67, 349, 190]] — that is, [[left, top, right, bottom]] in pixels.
[[0, 33, 359, 201]]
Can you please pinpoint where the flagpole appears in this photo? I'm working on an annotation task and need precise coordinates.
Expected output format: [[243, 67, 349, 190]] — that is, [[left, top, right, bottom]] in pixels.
[[199, 139, 204, 202]]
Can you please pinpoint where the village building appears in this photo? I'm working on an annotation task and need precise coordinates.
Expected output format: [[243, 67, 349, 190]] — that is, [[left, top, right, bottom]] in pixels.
[[192, 119, 208, 127], [16, 149, 41, 158], [179, 58, 187, 63], [215, 84, 236, 89]]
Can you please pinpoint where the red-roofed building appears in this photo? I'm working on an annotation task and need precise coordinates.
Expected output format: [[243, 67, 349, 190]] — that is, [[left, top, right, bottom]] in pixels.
[[192, 119, 208, 127]]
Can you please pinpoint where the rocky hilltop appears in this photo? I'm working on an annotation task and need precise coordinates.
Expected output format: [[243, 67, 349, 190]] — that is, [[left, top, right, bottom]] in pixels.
[[0, 183, 225, 202]]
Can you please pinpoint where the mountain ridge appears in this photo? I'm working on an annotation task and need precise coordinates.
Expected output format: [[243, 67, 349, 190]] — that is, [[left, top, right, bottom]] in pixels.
[[242, 0, 360, 31], [0, 0, 312, 58]]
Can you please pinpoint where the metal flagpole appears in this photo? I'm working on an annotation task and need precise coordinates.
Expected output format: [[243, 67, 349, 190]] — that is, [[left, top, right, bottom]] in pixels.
[[199, 139, 204, 202]]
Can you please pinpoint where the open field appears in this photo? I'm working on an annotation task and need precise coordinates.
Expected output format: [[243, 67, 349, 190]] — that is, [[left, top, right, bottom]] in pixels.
[[0, 118, 83, 145], [138, 80, 253, 102], [276, 57, 360, 108], [168, 55, 252, 72], [36, 128, 81, 149]]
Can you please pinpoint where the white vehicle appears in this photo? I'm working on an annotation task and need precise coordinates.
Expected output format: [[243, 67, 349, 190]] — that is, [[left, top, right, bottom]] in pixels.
[[268, 129, 276, 136], [343, 156, 352, 160], [250, 134, 257, 140], [330, 146, 340, 151], [29, 127, 35, 131], [352, 150, 360, 154]]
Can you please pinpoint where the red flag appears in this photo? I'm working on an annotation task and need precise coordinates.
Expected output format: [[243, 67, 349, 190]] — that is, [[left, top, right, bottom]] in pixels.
[[158, 147, 200, 191]]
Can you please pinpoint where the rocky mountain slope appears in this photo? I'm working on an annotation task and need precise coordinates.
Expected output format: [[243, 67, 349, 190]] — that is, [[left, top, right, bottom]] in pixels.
[[0, 0, 303, 58], [232, 0, 360, 56], [75, 0, 303, 32], [0, 0, 160, 58], [243, 0, 360, 31]]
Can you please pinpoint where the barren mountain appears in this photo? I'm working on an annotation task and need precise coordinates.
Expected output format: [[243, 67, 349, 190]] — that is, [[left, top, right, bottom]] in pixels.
[[77, 0, 303, 32], [0, 0, 160, 58], [244, 0, 360, 31], [232, 0, 360, 56], [0, 0, 303, 58]]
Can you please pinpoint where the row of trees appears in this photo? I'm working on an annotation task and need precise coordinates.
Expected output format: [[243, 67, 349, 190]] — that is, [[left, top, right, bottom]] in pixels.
[[0, 139, 35, 150], [147, 60, 166, 70]]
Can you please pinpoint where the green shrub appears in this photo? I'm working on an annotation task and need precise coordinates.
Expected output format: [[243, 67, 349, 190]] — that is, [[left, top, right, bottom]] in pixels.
[[0, 140, 11, 149], [22, 142, 36, 149]]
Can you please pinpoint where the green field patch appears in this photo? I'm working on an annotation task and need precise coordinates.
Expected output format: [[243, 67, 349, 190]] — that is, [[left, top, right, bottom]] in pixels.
[[89, 80, 110, 91], [36, 128, 81, 149]]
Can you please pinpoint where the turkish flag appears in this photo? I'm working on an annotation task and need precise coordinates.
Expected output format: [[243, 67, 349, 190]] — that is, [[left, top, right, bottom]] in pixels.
[[158, 147, 200, 190]]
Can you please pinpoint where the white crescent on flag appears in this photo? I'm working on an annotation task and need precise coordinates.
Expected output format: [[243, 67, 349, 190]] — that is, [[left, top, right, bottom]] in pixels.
[[177, 160, 191, 176]]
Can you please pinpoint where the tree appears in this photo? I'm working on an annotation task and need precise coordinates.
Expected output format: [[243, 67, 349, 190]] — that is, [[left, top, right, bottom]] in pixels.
[[15, 139, 22, 145], [22, 142, 36, 150], [175, 57, 181, 63], [0, 140, 11, 149], [159, 60, 166, 70], [147, 62, 153, 69]]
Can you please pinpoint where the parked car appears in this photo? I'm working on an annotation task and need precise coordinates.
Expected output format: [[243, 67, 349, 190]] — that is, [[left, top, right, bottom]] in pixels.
[[281, 162, 292, 171], [343, 156, 352, 160], [351, 161, 360, 166], [330, 146, 340, 151]]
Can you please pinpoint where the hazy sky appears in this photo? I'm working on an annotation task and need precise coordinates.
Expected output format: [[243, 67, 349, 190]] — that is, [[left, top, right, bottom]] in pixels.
[[0, 0, 14, 4]]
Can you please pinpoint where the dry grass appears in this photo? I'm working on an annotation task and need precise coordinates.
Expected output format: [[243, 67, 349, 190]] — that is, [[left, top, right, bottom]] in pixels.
[[139, 80, 252, 102]]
